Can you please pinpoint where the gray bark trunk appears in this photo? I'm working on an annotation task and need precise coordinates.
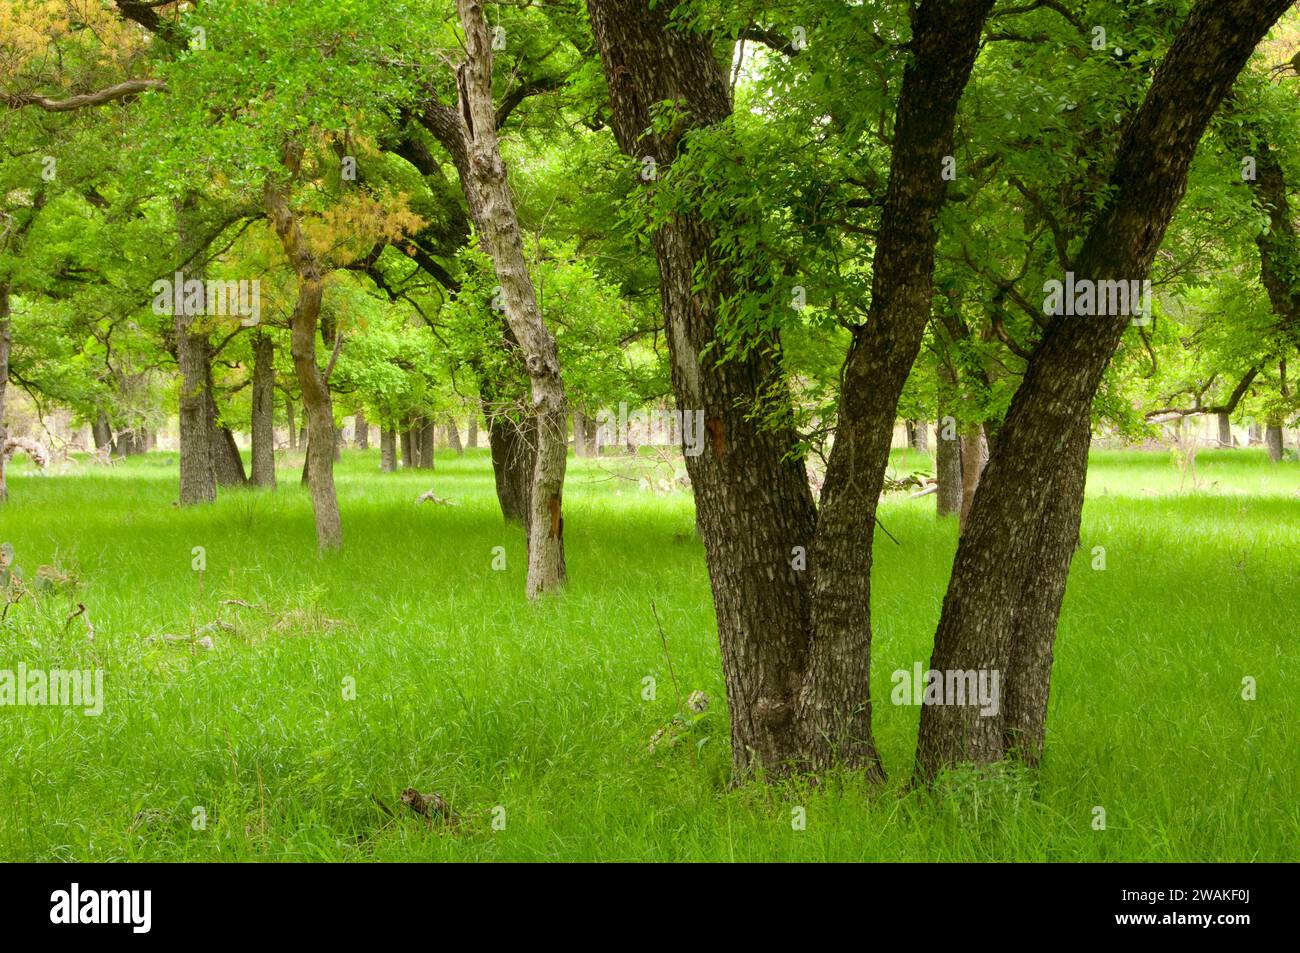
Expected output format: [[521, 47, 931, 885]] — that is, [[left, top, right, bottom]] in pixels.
[[380, 426, 397, 472], [354, 410, 369, 449]]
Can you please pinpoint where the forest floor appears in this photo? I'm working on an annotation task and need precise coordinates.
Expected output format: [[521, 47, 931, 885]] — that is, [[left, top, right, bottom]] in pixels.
[[0, 446, 1296, 860]]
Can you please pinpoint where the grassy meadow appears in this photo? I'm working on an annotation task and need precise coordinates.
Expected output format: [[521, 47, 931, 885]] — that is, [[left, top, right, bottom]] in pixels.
[[0, 446, 1296, 861]]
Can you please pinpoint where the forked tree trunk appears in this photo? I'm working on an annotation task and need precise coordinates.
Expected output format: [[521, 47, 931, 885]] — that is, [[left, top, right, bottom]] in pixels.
[[587, 0, 992, 777], [380, 426, 397, 472], [251, 330, 277, 489], [264, 145, 343, 551], [915, 0, 1292, 781]]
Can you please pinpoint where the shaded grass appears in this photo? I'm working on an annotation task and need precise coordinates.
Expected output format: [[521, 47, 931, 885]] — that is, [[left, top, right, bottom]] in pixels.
[[0, 447, 1295, 860]]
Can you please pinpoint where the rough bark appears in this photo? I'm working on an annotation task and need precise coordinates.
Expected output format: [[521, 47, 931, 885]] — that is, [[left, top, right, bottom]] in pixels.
[[264, 144, 343, 551], [936, 417, 962, 518], [205, 379, 247, 487], [486, 403, 535, 525], [907, 420, 929, 452], [251, 330, 277, 489], [915, 0, 1292, 780], [92, 410, 113, 450]]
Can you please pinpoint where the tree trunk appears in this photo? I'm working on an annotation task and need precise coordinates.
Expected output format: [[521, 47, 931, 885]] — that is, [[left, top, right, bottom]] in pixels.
[[587, 0, 992, 777], [467, 412, 478, 449], [907, 419, 929, 452], [354, 410, 369, 449], [958, 425, 987, 531], [92, 410, 112, 450], [250, 330, 277, 489], [1217, 411, 1233, 448], [418, 417, 435, 470], [445, 415, 464, 455], [426, 0, 571, 598], [205, 359, 247, 487], [1265, 422, 1284, 462], [174, 199, 217, 504], [286, 396, 297, 450], [573, 408, 587, 457], [915, 0, 1291, 781], [265, 147, 343, 551], [380, 426, 397, 472], [936, 414, 962, 518], [487, 405, 534, 525], [401, 422, 415, 468]]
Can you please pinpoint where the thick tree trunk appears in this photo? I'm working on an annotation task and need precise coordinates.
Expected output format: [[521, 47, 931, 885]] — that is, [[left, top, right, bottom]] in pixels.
[[445, 415, 464, 455], [354, 410, 369, 449], [265, 148, 343, 551], [1265, 422, 1284, 462], [380, 426, 397, 472], [174, 200, 217, 504], [1217, 411, 1233, 448], [487, 406, 535, 526], [587, 0, 991, 777], [0, 285, 10, 504], [250, 331, 276, 489], [915, 0, 1291, 781]]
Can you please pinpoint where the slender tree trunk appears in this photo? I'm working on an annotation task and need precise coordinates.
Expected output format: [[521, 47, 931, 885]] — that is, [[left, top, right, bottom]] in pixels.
[[251, 331, 277, 489], [467, 412, 478, 449], [354, 410, 369, 449], [424, 0, 570, 598], [174, 199, 217, 505], [286, 396, 297, 450], [265, 147, 343, 551], [380, 426, 397, 472], [915, 0, 1291, 780], [907, 420, 929, 452]]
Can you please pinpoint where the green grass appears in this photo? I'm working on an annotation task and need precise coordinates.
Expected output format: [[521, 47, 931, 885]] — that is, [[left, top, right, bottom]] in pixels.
[[0, 445, 1296, 861]]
